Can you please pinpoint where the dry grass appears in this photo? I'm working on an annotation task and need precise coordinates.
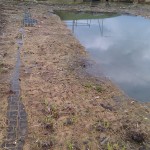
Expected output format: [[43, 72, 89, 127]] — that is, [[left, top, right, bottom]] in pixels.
[[0, 1, 150, 150], [0, 92, 7, 148], [38, 0, 82, 4], [19, 4, 150, 150]]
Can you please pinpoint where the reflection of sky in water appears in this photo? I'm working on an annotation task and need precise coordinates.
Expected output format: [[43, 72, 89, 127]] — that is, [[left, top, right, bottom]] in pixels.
[[65, 15, 150, 102]]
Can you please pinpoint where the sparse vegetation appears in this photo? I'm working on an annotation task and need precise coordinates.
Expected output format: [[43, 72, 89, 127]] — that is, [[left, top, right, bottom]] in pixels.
[[0, 62, 5, 73], [84, 83, 103, 93], [67, 142, 74, 150], [107, 142, 126, 150], [1, 1, 150, 150], [95, 85, 103, 93], [84, 83, 93, 88]]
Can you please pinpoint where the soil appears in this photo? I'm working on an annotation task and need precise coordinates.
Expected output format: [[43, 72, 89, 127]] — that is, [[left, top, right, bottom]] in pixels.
[[0, 1, 150, 150]]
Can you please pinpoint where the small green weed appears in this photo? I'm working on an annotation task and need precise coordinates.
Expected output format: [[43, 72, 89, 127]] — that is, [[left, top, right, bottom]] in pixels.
[[103, 120, 110, 128], [95, 120, 110, 129], [67, 142, 74, 150], [44, 115, 53, 123], [95, 85, 103, 93], [107, 142, 126, 150], [84, 83, 93, 88], [107, 142, 113, 150], [43, 99, 49, 106]]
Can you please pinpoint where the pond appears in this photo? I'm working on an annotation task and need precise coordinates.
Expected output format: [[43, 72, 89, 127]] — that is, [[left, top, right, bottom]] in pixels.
[[56, 11, 150, 102]]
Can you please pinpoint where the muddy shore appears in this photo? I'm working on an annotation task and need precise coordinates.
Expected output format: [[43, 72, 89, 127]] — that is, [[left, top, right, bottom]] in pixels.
[[0, 1, 150, 150]]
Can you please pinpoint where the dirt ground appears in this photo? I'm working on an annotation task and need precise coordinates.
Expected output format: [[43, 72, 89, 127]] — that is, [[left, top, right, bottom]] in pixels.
[[0, 1, 150, 150]]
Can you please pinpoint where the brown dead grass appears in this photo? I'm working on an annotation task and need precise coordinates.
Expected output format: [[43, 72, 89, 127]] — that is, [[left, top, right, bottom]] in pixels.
[[18, 3, 150, 150], [0, 1, 150, 150]]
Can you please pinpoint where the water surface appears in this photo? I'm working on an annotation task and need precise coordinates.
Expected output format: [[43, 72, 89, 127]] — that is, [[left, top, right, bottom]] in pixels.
[[57, 11, 150, 102]]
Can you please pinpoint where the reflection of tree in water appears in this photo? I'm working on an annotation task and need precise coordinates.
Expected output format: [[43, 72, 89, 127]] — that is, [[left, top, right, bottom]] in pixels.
[[82, 0, 101, 6], [70, 19, 91, 33], [67, 19, 109, 37], [83, 0, 99, 1]]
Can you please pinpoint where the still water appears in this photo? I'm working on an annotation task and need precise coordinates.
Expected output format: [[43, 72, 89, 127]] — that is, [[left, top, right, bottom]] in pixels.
[[57, 11, 150, 102]]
